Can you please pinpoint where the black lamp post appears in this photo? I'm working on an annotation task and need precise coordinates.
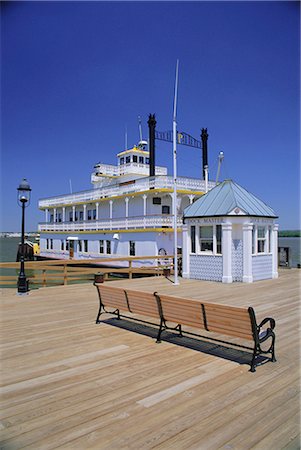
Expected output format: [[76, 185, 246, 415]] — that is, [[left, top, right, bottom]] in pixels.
[[17, 178, 31, 294]]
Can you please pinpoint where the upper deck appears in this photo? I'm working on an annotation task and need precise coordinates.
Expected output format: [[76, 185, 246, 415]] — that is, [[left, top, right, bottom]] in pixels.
[[39, 175, 216, 209]]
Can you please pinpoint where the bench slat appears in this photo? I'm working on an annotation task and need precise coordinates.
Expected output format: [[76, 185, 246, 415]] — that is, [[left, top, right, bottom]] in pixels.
[[125, 289, 160, 319]]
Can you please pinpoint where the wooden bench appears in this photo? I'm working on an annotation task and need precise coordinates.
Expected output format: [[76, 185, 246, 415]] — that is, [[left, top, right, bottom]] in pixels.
[[94, 283, 276, 372]]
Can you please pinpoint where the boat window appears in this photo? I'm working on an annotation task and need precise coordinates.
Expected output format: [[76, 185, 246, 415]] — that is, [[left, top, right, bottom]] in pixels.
[[129, 241, 135, 256], [78, 240, 82, 252], [139, 156, 144, 164], [162, 205, 170, 214], [84, 240, 88, 252], [126, 156, 131, 163], [199, 226, 213, 252], [153, 197, 161, 205], [106, 240, 111, 254], [61, 240, 64, 251], [87, 210, 92, 220], [79, 211, 83, 221], [145, 158, 150, 164], [50, 214, 54, 223], [93, 209, 96, 220], [133, 155, 138, 163], [69, 212, 73, 222], [120, 157, 124, 165], [74, 211, 78, 222], [99, 240, 104, 254]]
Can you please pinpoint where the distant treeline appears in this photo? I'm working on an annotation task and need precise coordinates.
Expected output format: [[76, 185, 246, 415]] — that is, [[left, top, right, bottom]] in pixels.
[[279, 230, 301, 237]]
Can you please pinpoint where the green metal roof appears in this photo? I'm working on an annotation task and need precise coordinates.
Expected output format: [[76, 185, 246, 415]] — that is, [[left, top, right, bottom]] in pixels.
[[183, 179, 278, 218]]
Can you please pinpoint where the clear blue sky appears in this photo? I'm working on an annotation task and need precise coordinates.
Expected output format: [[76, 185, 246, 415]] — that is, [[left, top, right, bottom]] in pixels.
[[1, 1, 300, 232]]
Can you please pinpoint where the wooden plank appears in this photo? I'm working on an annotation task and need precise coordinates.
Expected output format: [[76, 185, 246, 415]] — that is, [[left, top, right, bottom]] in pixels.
[[0, 268, 299, 449]]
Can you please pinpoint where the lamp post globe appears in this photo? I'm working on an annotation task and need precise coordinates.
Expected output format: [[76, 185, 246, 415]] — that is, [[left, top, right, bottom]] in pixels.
[[17, 179, 31, 295]]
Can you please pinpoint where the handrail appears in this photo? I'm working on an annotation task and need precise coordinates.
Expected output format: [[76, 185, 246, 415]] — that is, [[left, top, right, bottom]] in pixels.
[[0, 255, 175, 288]]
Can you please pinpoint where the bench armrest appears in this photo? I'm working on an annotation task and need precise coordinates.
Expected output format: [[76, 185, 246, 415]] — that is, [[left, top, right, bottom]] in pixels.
[[258, 317, 275, 330]]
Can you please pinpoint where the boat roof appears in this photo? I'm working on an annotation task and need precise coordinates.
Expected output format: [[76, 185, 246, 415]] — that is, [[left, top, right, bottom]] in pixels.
[[184, 179, 278, 218]]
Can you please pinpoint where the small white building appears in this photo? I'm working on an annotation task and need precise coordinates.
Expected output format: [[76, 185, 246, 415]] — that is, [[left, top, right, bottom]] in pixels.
[[182, 179, 279, 283]]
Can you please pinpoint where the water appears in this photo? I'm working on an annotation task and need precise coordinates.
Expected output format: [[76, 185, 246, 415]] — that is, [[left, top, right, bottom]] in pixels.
[[0, 237, 20, 262], [278, 237, 301, 268]]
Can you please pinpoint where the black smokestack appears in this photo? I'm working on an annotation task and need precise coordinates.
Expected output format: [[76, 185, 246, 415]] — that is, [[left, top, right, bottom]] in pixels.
[[148, 114, 156, 177], [201, 128, 208, 179]]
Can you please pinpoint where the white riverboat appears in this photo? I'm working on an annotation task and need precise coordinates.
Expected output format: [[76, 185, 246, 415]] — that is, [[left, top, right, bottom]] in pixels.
[[38, 117, 215, 267]]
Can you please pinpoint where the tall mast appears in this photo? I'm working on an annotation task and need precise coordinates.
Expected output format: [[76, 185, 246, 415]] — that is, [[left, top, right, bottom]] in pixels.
[[173, 60, 179, 285]]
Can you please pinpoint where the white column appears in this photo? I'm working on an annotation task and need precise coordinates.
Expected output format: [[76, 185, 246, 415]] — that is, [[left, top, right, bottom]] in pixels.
[[125, 197, 129, 217], [188, 195, 194, 205], [143, 195, 147, 215], [182, 224, 190, 278], [242, 223, 253, 283], [109, 200, 113, 219], [83, 204, 87, 221], [54, 208, 57, 223], [72, 206, 75, 222], [62, 207, 66, 223], [222, 223, 233, 283], [272, 223, 279, 279], [96, 202, 99, 220], [45, 208, 49, 222]]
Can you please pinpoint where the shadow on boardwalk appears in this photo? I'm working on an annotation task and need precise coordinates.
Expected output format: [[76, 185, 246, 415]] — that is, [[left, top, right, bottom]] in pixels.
[[100, 317, 270, 369]]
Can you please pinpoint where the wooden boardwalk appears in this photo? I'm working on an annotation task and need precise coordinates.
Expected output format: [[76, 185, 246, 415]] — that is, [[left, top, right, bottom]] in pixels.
[[0, 269, 300, 449]]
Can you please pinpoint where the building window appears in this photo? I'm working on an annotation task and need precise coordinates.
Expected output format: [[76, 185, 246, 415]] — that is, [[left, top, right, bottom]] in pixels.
[[162, 205, 170, 214], [93, 209, 96, 220], [199, 226, 213, 252], [216, 225, 222, 254], [69, 212, 73, 222], [58, 213, 62, 223], [257, 226, 266, 253], [99, 240, 104, 254], [78, 240, 82, 252], [268, 226, 272, 253], [87, 210, 92, 220], [191, 225, 196, 253], [129, 241, 135, 256], [79, 211, 83, 221], [84, 240, 88, 252], [139, 156, 144, 164], [74, 211, 78, 222], [126, 156, 131, 163], [61, 240, 64, 251], [120, 157, 124, 165], [153, 197, 161, 205], [66, 240, 69, 251], [50, 239, 53, 250], [133, 155, 138, 163], [50, 214, 54, 223], [106, 240, 111, 254]]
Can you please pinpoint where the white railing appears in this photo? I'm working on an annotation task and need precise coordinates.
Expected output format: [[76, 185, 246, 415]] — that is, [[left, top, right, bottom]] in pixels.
[[39, 176, 215, 208], [92, 163, 167, 178], [38, 215, 183, 232]]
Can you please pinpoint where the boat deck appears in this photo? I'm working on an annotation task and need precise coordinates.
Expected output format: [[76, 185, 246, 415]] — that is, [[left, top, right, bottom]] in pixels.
[[1, 269, 300, 449]]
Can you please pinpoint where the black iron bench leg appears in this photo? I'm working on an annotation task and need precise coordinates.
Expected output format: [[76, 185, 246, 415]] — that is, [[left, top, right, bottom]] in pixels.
[[156, 318, 166, 343]]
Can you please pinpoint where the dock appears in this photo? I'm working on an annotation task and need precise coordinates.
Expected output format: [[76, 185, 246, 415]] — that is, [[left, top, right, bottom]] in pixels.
[[1, 269, 300, 449]]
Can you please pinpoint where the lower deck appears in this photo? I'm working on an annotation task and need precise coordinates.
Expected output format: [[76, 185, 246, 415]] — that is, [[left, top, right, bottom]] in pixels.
[[0, 269, 300, 449]]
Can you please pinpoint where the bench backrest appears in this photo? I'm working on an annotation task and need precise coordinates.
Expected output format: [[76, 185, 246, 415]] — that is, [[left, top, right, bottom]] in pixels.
[[96, 285, 128, 312], [125, 289, 160, 319], [96, 285, 254, 341], [157, 293, 254, 341], [155, 293, 206, 329], [202, 302, 253, 340]]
